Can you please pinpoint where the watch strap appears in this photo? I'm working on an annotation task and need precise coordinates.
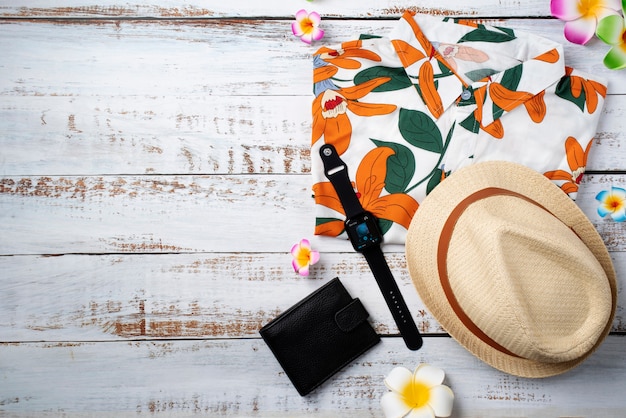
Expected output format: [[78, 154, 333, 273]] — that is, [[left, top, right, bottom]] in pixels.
[[318, 143, 422, 351], [362, 246, 423, 351], [319, 144, 364, 219]]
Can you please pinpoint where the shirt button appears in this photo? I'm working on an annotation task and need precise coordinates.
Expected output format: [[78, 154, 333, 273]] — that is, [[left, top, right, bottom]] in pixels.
[[460, 89, 472, 100]]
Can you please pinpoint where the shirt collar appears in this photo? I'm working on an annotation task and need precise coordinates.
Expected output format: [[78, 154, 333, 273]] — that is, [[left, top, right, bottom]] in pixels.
[[389, 12, 565, 127]]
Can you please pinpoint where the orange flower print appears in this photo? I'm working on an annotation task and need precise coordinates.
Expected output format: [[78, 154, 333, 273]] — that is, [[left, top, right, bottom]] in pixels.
[[312, 78, 397, 155], [472, 82, 545, 137], [471, 84, 505, 139], [534, 48, 561, 63], [544, 136, 592, 195], [313, 147, 420, 237], [316, 41, 382, 69], [456, 19, 480, 28], [561, 67, 607, 114], [314, 65, 338, 83], [489, 83, 534, 112], [523, 90, 547, 123], [570, 75, 607, 114], [419, 61, 444, 118], [392, 39, 427, 67]]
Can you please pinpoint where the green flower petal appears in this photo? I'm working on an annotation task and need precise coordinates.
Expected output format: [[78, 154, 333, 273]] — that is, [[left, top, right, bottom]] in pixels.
[[596, 14, 625, 44], [603, 44, 626, 70]]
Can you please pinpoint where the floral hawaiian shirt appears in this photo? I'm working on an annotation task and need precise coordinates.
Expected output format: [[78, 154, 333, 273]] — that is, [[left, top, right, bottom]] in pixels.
[[311, 11, 608, 245]]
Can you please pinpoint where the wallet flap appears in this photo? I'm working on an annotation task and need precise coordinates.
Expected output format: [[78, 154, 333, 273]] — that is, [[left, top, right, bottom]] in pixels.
[[335, 298, 369, 333]]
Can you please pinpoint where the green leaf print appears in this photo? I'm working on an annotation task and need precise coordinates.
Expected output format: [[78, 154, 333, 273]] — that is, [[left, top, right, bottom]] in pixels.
[[459, 112, 480, 134], [437, 59, 454, 76], [398, 108, 443, 154], [556, 76, 586, 112], [494, 26, 516, 39], [464, 68, 499, 82], [316, 217, 343, 227], [458, 28, 516, 44], [371, 139, 416, 194], [359, 34, 383, 40], [500, 64, 523, 91], [353, 66, 412, 92], [377, 218, 393, 235], [426, 168, 443, 195]]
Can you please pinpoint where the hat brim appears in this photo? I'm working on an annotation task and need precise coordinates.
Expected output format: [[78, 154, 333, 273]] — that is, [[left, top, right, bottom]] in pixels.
[[405, 161, 617, 378]]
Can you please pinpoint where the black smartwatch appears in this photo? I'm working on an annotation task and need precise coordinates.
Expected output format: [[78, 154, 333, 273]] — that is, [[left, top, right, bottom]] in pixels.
[[319, 144, 423, 351]]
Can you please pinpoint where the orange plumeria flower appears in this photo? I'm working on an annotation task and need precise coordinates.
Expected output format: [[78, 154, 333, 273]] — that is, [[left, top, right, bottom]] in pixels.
[[544, 136, 592, 194], [316, 41, 382, 69], [312, 78, 397, 155], [313, 147, 419, 237]]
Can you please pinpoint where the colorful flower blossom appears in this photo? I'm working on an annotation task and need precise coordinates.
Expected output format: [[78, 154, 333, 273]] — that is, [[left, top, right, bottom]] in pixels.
[[596, 186, 626, 221], [545, 136, 592, 195], [292, 9, 324, 45], [381, 364, 454, 418], [312, 78, 397, 155], [291, 238, 320, 276], [316, 41, 383, 69], [313, 147, 419, 237], [596, 2, 626, 70], [550, 0, 622, 45]]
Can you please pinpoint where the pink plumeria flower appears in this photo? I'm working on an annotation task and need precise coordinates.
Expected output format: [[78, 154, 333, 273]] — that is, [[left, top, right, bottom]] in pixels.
[[292, 9, 324, 45], [550, 0, 622, 44], [596, 1, 626, 70], [291, 238, 320, 276]]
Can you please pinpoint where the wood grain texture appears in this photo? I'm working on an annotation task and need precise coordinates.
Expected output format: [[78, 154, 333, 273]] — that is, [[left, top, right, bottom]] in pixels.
[[1, 2, 625, 415], [1, 337, 626, 416], [1, 174, 625, 254], [0, 19, 624, 97], [0, 94, 624, 176], [0, 0, 554, 19], [0, 19, 623, 180], [1, 253, 625, 342]]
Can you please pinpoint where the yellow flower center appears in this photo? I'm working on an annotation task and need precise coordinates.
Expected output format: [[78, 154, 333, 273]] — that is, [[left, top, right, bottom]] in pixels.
[[401, 381, 431, 409], [295, 247, 312, 264], [299, 17, 315, 34], [604, 194, 624, 212], [577, 0, 603, 17]]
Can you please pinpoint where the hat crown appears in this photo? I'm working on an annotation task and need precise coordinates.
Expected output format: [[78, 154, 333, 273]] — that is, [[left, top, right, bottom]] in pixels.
[[447, 196, 612, 363]]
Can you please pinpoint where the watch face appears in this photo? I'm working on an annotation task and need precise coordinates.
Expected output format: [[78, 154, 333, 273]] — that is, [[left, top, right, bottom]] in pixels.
[[345, 213, 382, 251]]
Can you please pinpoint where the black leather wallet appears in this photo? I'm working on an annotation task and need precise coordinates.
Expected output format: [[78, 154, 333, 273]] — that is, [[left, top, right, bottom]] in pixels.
[[259, 277, 380, 396]]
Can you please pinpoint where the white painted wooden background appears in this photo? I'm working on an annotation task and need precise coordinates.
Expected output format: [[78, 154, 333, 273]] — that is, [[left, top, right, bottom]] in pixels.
[[1, 1, 625, 416]]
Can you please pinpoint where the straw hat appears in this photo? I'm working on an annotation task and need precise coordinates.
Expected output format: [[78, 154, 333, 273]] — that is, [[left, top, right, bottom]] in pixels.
[[405, 161, 616, 378]]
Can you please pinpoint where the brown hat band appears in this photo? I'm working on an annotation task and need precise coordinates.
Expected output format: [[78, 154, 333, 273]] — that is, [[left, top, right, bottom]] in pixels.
[[436, 187, 556, 359]]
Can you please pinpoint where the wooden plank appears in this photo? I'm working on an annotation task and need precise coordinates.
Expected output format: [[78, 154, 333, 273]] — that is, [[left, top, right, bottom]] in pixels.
[[0, 174, 625, 255], [1, 253, 625, 342], [1, 337, 626, 416], [0, 95, 312, 176], [0, 19, 623, 99], [0, 94, 624, 176], [0, 0, 554, 19]]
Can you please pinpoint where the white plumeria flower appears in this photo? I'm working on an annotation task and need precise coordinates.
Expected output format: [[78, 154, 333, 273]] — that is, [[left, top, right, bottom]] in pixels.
[[381, 364, 454, 418]]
